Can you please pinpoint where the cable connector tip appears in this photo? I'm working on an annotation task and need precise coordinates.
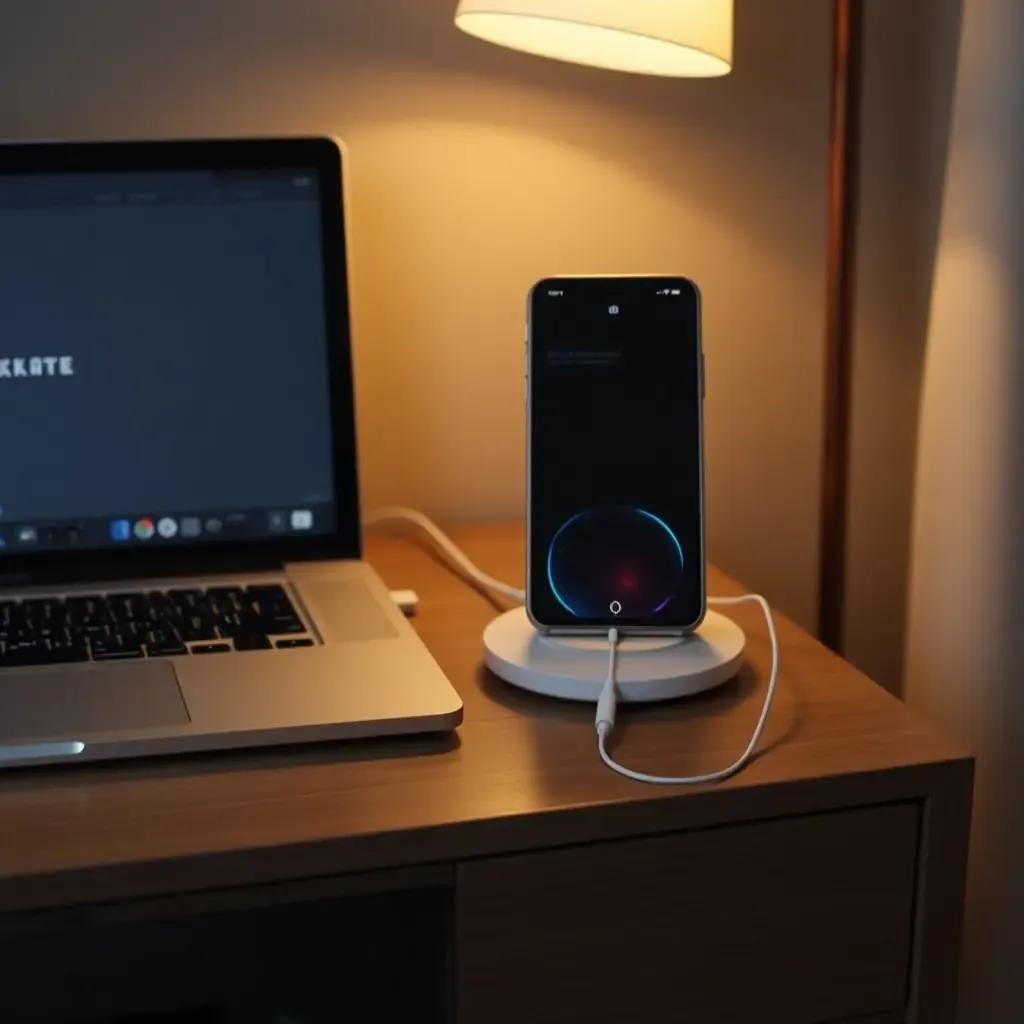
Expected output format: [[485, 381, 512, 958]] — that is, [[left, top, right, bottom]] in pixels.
[[595, 627, 621, 735]]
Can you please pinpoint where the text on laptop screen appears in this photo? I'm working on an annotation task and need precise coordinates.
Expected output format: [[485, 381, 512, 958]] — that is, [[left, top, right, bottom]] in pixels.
[[0, 168, 336, 554]]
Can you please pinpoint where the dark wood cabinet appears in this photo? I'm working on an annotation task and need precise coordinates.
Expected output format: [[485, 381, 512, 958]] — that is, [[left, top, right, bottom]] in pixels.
[[0, 528, 973, 1024]]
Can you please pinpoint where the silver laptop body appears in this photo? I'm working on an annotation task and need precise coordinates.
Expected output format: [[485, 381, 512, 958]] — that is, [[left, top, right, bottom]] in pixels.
[[0, 137, 462, 769]]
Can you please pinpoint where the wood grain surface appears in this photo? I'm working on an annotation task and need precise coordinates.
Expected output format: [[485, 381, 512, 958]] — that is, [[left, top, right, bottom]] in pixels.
[[0, 524, 970, 914]]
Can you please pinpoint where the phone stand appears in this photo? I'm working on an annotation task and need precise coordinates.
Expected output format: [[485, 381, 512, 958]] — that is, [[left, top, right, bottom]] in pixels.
[[483, 607, 745, 703]]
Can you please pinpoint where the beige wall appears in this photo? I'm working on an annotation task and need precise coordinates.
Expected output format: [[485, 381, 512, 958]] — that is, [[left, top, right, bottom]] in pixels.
[[0, 0, 832, 627], [906, 0, 1024, 1017]]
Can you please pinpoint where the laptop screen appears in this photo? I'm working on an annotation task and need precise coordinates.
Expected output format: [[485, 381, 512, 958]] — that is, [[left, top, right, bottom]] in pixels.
[[0, 163, 339, 557]]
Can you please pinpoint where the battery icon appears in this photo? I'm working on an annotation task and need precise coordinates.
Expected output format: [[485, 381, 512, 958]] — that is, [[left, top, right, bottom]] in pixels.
[[670, 289, 681, 295]]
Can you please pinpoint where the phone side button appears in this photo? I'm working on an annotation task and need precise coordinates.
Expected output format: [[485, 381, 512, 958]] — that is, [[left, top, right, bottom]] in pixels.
[[701, 352, 706, 398]]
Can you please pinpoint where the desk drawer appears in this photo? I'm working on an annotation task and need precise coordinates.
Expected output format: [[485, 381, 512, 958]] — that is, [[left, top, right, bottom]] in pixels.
[[0, 878, 450, 1024], [457, 803, 919, 1024]]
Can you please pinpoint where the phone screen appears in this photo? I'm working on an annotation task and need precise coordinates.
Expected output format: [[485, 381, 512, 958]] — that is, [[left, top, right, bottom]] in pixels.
[[527, 276, 705, 631]]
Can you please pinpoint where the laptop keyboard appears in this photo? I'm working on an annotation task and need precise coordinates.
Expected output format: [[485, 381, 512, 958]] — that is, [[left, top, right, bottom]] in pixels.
[[0, 584, 316, 668]]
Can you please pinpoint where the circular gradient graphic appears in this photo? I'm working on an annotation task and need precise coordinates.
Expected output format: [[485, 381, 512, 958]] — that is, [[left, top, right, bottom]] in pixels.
[[547, 507, 684, 618]]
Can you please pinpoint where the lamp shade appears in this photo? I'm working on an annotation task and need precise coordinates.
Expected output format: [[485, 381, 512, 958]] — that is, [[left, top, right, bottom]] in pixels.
[[454, 0, 733, 78]]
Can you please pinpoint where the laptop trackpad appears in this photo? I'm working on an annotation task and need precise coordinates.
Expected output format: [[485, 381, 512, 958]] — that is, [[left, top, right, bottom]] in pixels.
[[0, 662, 189, 742]]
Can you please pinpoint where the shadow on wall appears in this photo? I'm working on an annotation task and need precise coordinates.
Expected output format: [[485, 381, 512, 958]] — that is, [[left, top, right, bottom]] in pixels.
[[905, 0, 1024, 1015], [965, 9, 1024, 1012], [844, 0, 964, 694]]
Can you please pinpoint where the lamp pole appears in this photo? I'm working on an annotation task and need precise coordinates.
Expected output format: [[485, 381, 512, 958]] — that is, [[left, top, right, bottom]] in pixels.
[[817, 0, 864, 652]]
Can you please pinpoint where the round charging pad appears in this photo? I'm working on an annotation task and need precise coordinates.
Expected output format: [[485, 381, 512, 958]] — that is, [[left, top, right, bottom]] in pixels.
[[483, 607, 746, 703]]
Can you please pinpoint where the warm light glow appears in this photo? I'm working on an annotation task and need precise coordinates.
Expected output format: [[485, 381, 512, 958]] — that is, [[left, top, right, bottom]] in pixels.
[[454, 0, 733, 78]]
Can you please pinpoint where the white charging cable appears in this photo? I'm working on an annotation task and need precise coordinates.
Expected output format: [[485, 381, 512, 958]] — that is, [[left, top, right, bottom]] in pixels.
[[364, 507, 779, 785], [363, 507, 526, 603], [596, 596, 778, 784]]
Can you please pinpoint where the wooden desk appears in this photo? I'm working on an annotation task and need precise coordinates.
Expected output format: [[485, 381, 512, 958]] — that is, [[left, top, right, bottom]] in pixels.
[[0, 525, 972, 1024]]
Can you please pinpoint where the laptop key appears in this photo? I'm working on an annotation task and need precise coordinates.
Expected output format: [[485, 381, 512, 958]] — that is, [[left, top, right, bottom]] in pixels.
[[192, 642, 231, 655], [47, 639, 91, 663], [215, 612, 244, 638], [267, 617, 305, 635], [144, 627, 178, 645], [147, 643, 189, 657], [248, 585, 299, 617], [21, 599, 64, 624], [108, 596, 138, 625], [233, 634, 272, 651], [207, 587, 245, 614], [275, 638, 315, 649], [91, 637, 144, 661], [142, 628, 187, 656], [1, 641, 51, 666], [179, 616, 217, 642]]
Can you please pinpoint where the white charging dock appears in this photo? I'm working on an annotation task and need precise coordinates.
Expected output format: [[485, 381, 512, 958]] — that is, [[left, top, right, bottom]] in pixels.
[[483, 607, 746, 703]]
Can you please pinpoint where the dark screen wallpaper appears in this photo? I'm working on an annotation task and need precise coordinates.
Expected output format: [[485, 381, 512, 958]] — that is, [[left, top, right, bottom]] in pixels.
[[527, 277, 705, 630], [0, 168, 336, 550]]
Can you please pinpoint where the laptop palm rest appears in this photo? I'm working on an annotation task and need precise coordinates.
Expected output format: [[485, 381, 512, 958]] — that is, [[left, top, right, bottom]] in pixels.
[[0, 663, 189, 744]]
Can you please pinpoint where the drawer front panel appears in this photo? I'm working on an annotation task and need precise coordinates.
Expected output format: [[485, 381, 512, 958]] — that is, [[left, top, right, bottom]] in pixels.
[[458, 803, 919, 1024]]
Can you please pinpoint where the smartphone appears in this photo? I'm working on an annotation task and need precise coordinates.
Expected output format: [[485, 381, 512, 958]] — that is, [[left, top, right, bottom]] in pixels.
[[526, 275, 705, 635]]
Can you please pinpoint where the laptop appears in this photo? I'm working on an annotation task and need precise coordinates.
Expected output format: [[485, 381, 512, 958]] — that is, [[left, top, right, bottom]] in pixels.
[[0, 136, 463, 769]]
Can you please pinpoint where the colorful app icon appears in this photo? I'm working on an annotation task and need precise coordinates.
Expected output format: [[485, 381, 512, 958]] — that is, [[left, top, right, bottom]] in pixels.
[[157, 517, 178, 539], [110, 519, 131, 542], [180, 516, 201, 538], [134, 518, 155, 540], [290, 509, 313, 531]]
